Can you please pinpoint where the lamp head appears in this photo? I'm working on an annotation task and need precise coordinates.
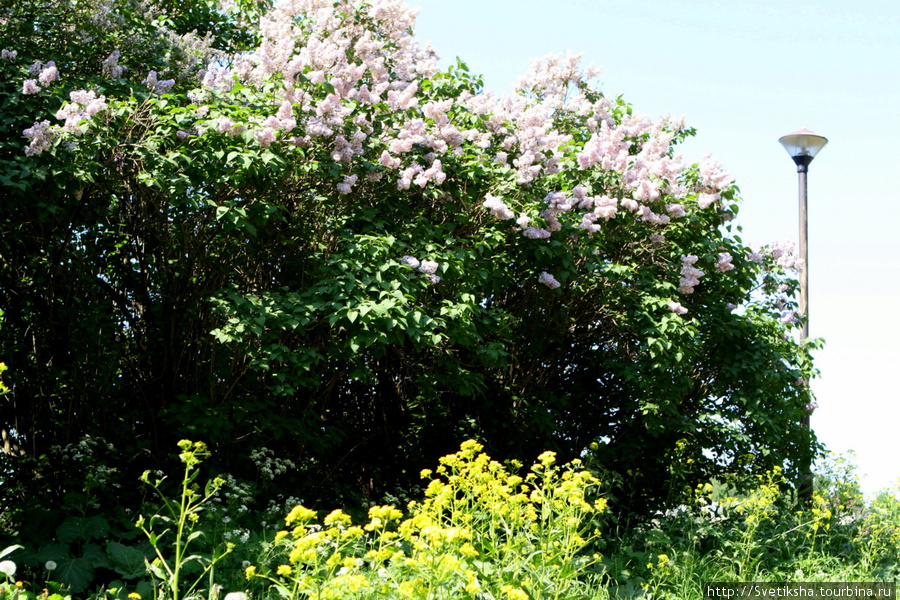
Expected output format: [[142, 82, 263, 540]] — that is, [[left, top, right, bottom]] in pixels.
[[779, 129, 828, 172]]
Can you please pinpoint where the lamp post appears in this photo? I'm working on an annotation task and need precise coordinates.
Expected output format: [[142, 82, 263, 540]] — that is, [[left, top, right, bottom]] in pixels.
[[778, 128, 827, 504]]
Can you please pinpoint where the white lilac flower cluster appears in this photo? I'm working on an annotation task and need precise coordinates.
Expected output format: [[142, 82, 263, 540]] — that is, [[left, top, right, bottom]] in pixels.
[[482, 194, 514, 220], [769, 240, 803, 271], [142, 70, 175, 94], [1, 49, 16, 61], [56, 90, 108, 136], [714, 252, 734, 273], [695, 153, 734, 209], [101, 51, 126, 79], [780, 311, 798, 324], [22, 60, 59, 95], [538, 272, 561, 289], [678, 255, 704, 294], [23, 120, 56, 156], [335, 173, 357, 195], [772, 296, 800, 325], [23, 87, 108, 156], [668, 300, 688, 315], [401, 256, 440, 284]]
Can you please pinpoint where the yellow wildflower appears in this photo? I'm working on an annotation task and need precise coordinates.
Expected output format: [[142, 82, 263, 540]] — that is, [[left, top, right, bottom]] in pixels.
[[323, 509, 352, 527], [285, 504, 317, 526], [537, 450, 556, 466], [501, 584, 529, 600]]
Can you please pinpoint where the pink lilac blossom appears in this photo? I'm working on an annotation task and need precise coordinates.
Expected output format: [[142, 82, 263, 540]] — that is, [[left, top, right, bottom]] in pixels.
[[401, 256, 419, 269], [414, 159, 445, 187], [522, 226, 551, 239], [482, 194, 515, 220], [84, 97, 107, 118], [22, 79, 41, 94], [770, 240, 803, 270], [593, 196, 618, 219], [668, 301, 688, 315], [578, 213, 601, 234], [698, 153, 734, 191], [678, 254, 704, 294], [696, 193, 720, 209], [336, 173, 357, 195], [417, 260, 439, 275], [39, 65, 59, 86], [55, 90, 108, 135], [378, 150, 401, 169], [538, 272, 560, 289], [17, 0, 744, 289], [23, 120, 56, 156], [780, 311, 797, 324], [665, 203, 686, 219], [620, 198, 639, 212], [142, 71, 175, 94], [101, 51, 126, 78], [714, 252, 734, 272], [515, 51, 595, 98], [216, 116, 240, 136], [254, 127, 276, 147], [540, 209, 562, 232]]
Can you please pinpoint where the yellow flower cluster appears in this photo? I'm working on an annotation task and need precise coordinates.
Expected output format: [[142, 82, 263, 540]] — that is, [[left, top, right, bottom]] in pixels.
[[261, 440, 606, 599], [284, 504, 317, 526], [0, 362, 9, 394]]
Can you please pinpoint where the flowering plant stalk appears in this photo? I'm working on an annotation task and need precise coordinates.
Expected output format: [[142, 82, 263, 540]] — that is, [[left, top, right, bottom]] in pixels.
[[137, 440, 233, 600]]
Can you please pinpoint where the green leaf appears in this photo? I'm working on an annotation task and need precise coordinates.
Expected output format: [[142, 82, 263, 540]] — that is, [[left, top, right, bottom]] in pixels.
[[54, 555, 96, 593], [107, 542, 148, 579], [56, 516, 110, 543]]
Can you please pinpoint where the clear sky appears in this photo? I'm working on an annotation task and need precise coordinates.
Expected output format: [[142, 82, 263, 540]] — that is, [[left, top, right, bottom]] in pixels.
[[411, 0, 900, 496]]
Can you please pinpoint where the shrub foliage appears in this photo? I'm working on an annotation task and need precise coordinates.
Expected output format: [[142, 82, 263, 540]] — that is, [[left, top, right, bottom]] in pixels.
[[1, 0, 817, 533]]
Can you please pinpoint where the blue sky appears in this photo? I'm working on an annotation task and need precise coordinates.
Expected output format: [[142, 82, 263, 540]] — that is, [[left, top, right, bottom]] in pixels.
[[411, 0, 900, 495]]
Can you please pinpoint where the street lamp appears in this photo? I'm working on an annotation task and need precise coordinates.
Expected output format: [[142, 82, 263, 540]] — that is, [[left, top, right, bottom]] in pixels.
[[778, 128, 827, 504]]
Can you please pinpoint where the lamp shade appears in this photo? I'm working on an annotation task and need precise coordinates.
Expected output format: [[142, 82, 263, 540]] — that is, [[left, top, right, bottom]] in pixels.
[[778, 129, 828, 159]]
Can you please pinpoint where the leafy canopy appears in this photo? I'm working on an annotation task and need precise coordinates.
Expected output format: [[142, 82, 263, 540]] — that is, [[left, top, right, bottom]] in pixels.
[[0, 0, 819, 519]]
